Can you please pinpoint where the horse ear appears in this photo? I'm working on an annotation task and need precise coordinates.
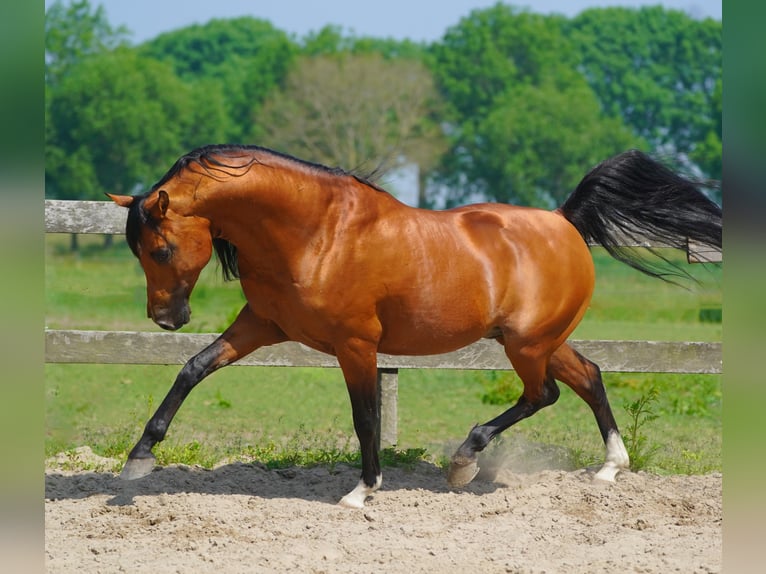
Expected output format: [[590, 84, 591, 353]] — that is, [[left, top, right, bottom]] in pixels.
[[157, 190, 169, 217], [143, 190, 170, 219], [106, 194, 134, 208]]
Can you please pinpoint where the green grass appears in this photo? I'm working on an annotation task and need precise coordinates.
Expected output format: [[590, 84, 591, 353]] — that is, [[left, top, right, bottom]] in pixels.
[[45, 234, 722, 475]]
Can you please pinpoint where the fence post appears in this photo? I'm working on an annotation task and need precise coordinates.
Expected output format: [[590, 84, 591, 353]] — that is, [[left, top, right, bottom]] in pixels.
[[377, 368, 399, 448]]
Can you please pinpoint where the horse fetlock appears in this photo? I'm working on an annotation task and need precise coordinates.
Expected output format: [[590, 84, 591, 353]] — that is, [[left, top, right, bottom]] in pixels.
[[145, 417, 171, 444], [594, 430, 630, 483], [604, 430, 630, 468], [467, 424, 494, 451]]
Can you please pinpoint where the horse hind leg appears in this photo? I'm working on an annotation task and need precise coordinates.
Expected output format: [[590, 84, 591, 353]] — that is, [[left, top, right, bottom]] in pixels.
[[448, 346, 560, 487], [548, 342, 629, 481]]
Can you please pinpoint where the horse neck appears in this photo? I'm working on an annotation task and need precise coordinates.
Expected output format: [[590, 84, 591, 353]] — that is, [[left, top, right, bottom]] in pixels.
[[191, 164, 376, 255]]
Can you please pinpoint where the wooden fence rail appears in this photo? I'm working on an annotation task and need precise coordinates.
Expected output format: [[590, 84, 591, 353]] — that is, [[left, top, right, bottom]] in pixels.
[[44, 200, 722, 446]]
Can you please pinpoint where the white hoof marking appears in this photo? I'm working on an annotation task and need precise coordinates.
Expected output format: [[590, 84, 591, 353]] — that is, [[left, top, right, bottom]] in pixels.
[[594, 461, 621, 482], [338, 475, 382, 509], [594, 430, 630, 482]]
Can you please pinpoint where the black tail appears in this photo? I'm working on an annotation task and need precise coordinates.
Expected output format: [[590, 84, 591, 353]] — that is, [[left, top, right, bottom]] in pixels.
[[559, 149, 721, 282]]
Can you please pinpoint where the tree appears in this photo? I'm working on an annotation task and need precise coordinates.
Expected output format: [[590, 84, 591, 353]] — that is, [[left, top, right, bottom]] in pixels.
[[433, 5, 577, 117], [45, 0, 130, 86], [140, 17, 297, 142], [565, 6, 722, 169], [45, 0, 134, 249], [690, 77, 722, 186], [46, 48, 228, 202], [257, 53, 447, 203], [45, 0, 133, 198], [301, 25, 429, 60], [441, 78, 641, 208], [430, 4, 640, 206]]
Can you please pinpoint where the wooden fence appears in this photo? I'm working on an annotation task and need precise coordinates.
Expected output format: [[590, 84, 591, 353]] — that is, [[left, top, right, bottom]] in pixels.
[[45, 200, 722, 446]]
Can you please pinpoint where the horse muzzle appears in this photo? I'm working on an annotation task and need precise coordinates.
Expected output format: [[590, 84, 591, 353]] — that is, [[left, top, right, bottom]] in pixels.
[[148, 301, 191, 331]]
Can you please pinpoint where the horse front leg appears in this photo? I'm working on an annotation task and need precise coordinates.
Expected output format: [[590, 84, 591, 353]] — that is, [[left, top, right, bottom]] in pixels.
[[120, 305, 286, 480], [335, 337, 382, 509]]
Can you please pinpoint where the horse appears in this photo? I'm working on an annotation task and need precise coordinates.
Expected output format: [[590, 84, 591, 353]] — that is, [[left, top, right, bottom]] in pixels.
[[108, 144, 721, 508]]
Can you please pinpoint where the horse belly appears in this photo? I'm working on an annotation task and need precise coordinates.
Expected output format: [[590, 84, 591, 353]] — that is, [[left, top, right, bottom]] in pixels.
[[375, 291, 496, 356]]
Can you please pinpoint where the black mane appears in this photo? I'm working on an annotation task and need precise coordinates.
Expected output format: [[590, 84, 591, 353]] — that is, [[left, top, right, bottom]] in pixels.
[[128, 144, 388, 282], [151, 143, 387, 193], [124, 191, 153, 258]]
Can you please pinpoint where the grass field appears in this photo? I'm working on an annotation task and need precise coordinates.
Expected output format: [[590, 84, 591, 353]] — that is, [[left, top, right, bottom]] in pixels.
[[45, 234, 722, 475]]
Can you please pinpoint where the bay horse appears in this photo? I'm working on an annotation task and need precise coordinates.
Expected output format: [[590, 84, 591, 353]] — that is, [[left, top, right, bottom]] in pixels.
[[108, 144, 721, 508]]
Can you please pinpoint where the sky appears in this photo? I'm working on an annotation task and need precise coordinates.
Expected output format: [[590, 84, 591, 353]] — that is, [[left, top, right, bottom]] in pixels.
[[47, 0, 722, 45]]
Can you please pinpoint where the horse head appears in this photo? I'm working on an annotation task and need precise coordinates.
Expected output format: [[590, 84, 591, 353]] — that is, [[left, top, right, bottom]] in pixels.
[[108, 190, 213, 331]]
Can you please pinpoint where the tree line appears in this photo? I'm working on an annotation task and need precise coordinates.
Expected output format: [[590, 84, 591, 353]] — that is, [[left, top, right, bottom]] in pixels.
[[45, 0, 722, 209]]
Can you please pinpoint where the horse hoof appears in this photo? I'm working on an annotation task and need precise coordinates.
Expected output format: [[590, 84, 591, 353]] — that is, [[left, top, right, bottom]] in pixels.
[[447, 455, 480, 488], [593, 462, 621, 483], [120, 456, 156, 480], [337, 476, 382, 509], [338, 494, 366, 509]]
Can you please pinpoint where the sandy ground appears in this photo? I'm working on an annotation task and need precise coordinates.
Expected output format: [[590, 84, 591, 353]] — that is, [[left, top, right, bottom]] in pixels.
[[45, 447, 721, 573]]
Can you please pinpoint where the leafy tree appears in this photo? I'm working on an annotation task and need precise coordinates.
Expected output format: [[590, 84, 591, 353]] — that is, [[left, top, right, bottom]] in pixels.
[[565, 6, 722, 168], [45, 0, 133, 249], [301, 25, 429, 60], [444, 77, 641, 208], [258, 53, 447, 203], [140, 17, 298, 142], [690, 77, 722, 184], [430, 4, 640, 206], [432, 5, 577, 121], [45, 0, 131, 198], [45, 0, 130, 86], [46, 48, 227, 201]]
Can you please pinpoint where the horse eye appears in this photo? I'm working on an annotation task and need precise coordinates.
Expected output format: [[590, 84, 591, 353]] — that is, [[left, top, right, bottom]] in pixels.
[[150, 248, 172, 264]]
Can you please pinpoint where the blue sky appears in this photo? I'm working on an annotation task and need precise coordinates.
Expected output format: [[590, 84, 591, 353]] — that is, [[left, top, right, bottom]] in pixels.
[[47, 0, 722, 44]]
